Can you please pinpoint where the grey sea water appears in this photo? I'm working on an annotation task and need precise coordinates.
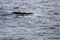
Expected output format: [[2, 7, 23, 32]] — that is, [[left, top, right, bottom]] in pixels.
[[0, 0, 60, 40]]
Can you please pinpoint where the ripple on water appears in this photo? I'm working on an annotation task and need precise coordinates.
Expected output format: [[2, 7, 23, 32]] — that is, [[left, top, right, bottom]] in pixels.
[[0, 0, 60, 40], [47, 35, 60, 40], [2, 37, 26, 40]]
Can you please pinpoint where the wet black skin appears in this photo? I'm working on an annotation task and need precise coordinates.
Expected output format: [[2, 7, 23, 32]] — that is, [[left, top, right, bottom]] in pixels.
[[12, 12, 33, 16]]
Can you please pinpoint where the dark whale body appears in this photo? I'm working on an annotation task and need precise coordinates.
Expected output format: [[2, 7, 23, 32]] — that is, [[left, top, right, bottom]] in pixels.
[[12, 12, 33, 14], [12, 12, 33, 16]]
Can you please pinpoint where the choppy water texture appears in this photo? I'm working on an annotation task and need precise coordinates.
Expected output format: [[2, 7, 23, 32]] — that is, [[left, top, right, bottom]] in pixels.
[[0, 0, 60, 40]]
